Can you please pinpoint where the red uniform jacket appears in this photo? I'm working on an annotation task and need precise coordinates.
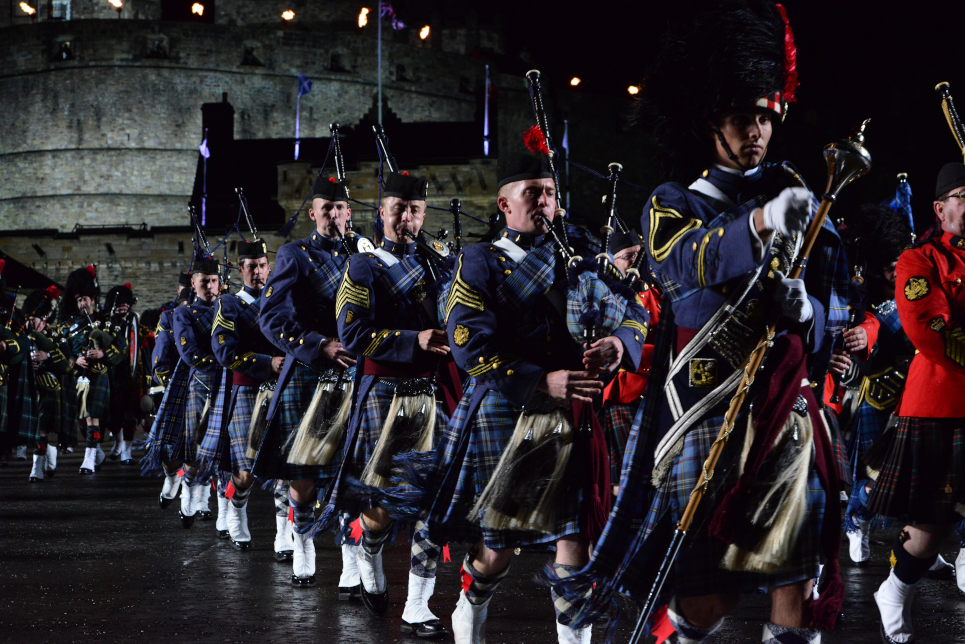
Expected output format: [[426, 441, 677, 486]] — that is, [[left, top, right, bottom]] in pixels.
[[603, 287, 661, 405], [895, 232, 965, 418]]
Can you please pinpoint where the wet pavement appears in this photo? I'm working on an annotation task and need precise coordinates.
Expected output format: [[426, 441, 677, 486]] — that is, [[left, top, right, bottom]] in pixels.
[[2, 450, 965, 643]]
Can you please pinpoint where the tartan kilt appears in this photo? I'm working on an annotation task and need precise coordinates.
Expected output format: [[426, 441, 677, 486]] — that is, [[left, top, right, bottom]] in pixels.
[[866, 416, 965, 525], [846, 401, 891, 482], [425, 382, 582, 550], [602, 401, 636, 484], [37, 388, 63, 440], [328, 374, 451, 513], [252, 360, 342, 481], [80, 370, 111, 420], [143, 361, 189, 473], [182, 369, 218, 463], [640, 414, 826, 596], [198, 383, 257, 474]]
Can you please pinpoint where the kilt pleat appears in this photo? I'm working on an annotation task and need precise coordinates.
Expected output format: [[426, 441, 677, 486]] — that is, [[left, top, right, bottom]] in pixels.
[[602, 401, 636, 484], [640, 414, 825, 595], [866, 416, 965, 525], [198, 383, 258, 473], [141, 361, 189, 475]]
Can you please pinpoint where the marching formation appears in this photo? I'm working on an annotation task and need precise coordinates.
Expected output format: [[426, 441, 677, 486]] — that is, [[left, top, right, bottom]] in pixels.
[[5, 1, 965, 643]]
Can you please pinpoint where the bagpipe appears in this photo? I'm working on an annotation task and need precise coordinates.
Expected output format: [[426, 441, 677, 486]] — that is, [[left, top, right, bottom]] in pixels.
[[329, 122, 369, 256]]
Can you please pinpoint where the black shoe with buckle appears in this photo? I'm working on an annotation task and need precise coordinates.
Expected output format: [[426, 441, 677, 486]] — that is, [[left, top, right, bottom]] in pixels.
[[232, 540, 252, 551], [291, 575, 315, 588], [360, 586, 389, 616], [400, 619, 450, 639]]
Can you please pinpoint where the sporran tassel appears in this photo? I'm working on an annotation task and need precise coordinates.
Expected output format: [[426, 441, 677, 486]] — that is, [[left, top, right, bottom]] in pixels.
[[76, 376, 90, 419], [361, 377, 437, 489], [720, 408, 814, 573], [470, 399, 574, 534], [287, 372, 353, 466], [245, 379, 276, 459]]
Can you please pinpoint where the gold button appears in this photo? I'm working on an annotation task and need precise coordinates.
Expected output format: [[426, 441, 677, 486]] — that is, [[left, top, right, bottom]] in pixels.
[[312, 234, 317, 240], [506, 369, 514, 376], [504, 270, 511, 275], [395, 331, 401, 336], [498, 257, 506, 262], [334, 252, 339, 257], [478, 356, 485, 364], [299, 339, 304, 344], [692, 242, 697, 251], [722, 285, 729, 294], [956, 278, 962, 285], [809, 381, 818, 388], [309, 258, 313, 262], [946, 484, 954, 494], [289, 337, 294, 342], [635, 335, 640, 341], [371, 333, 377, 338], [300, 246, 306, 250], [718, 228, 724, 238], [280, 333, 284, 338]]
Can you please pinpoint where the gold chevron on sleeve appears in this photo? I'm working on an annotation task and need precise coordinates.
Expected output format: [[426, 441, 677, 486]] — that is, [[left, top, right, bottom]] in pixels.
[[212, 300, 235, 334], [336, 269, 371, 321], [648, 196, 701, 264], [229, 351, 256, 370], [363, 329, 394, 356], [445, 255, 485, 322], [619, 320, 649, 335], [946, 326, 965, 366], [467, 353, 511, 378], [155, 320, 165, 335]]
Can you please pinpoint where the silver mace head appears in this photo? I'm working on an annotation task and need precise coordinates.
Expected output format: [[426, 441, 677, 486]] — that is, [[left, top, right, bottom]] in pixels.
[[823, 119, 872, 201]]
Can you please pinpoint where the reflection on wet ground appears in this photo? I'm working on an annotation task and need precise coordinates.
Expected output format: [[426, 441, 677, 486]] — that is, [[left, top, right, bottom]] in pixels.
[[2, 452, 965, 643]]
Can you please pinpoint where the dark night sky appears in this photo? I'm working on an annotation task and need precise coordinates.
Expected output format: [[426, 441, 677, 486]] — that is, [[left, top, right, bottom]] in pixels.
[[405, 0, 965, 232]]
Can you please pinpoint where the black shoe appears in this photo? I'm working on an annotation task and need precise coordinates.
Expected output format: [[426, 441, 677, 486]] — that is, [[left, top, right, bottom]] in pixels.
[[120, 459, 132, 465], [275, 550, 294, 562], [198, 510, 213, 521], [29, 476, 42, 482], [291, 575, 316, 587], [360, 586, 389, 616], [926, 560, 955, 580], [179, 511, 196, 529], [159, 495, 177, 509], [218, 530, 230, 539], [232, 540, 252, 551], [338, 584, 361, 601], [45, 469, 56, 478], [400, 619, 450, 639], [880, 622, 912, 644], [79, 467, 94, 475], [853, 559, 869, 568]]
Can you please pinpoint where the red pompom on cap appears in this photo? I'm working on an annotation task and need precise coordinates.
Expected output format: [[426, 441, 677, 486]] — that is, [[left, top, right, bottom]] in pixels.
[[124, 282, 132, 290], [401, 171, 409, 176], [776, 4, 798, 104], [46, 285, 61, 300], [329, 177, 336, 183], [524, 125, 550, 156], [85, 265, 96, 278]]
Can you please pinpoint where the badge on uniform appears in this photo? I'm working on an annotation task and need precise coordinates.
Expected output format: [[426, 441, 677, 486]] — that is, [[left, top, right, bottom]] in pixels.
[[345, 309, 355, 324], [453, 324, 470, 347], [930, 316, 946, 333], [180, 337, 187, 346], [689, 358, 717, 387], [904, 276, 930, 301], [357, 237, 376, 253], [265, 286, 273, 299]]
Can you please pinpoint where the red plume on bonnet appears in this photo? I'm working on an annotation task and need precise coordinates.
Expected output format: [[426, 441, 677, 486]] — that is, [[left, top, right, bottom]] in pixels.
[[85, 265, 96, 278], [0, 259, 5, 277], [523, 125, 550, 156], [776, 4, 798, 104], [46, 285, 61, 299], [124, 282, 132, 290]]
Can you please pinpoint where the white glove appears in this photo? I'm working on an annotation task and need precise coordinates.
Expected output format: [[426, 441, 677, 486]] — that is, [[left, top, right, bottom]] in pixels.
[[762, 187, 812, 238], [772, 270, 813, 323]]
